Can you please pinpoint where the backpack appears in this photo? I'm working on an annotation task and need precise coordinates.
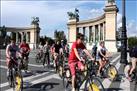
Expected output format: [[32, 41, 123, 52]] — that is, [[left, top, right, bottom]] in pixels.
[[129, 46, 137, 58]]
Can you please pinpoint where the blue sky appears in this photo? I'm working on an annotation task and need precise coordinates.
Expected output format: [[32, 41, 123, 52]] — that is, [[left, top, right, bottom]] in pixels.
[[1, 0, 137, 38]]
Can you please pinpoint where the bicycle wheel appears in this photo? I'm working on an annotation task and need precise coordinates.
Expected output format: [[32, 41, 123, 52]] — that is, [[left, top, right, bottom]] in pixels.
[[8, 69, 14, 87], [84, 77, 105, 91], [63, 69, 72, 91], [107, 65, 118, 80], [58, 65, 63, 78], [15, 72, 23, 91], [35, 55, 39, 63]]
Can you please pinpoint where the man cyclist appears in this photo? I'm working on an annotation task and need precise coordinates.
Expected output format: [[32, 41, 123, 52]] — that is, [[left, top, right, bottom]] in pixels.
[[68, 33, 94, 91], [53, 41, 62, 68], [43, 41, 50, 67], [6, 38, 21, 80], [19, 39, 30, 72], [37, 42, 44, 59]]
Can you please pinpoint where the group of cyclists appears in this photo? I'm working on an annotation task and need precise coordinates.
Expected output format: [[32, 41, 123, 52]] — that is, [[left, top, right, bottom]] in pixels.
[[5, 33, 137, 91], [6, 38, 30, 79]]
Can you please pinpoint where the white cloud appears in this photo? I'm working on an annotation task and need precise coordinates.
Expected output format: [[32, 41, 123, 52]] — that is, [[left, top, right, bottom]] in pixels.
[[88, 7, 104, 19], [117, 13, 137, 37], [127, 20, 137, 37], [1, 1, 104, 37], [117, 13, 122, 28]]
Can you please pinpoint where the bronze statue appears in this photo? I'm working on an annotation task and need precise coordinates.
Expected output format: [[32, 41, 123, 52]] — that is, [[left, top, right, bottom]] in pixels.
[[108, 0, 115, 3], [31, 17, 39, 25], [67, 8, 79, 20]]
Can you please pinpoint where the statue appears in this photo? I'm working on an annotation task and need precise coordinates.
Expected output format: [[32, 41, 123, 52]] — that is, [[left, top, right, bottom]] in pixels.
[[31, 17, 40, 25], [67, 8, 79, 21], [108, 0, 115, 3]]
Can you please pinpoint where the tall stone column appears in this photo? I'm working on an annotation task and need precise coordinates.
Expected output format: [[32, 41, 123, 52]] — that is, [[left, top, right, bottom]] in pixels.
[[104, 3, 118, 52], [98, 24, 101, 41], [93, 26, 95, 43], [103, 23, 105, 41], [67, 19, 77, 47]]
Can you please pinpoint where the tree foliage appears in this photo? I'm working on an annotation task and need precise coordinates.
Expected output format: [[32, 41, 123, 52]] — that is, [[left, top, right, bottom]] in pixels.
[[40, 35, 54, 46], [128, 36, 137, 47], [54, 30, 67, 44]]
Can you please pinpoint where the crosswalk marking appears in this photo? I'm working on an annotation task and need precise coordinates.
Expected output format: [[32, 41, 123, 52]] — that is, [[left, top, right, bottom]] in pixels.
[[1, 54, 136, 91], [0, 59, 44, 68], [0, 71, 50, 88], [119, 77, 130, 91]]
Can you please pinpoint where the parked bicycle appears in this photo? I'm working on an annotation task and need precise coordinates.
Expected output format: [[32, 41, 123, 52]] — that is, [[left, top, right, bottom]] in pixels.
[[62, 58, 105, 91], [7, 57, 23, 91]]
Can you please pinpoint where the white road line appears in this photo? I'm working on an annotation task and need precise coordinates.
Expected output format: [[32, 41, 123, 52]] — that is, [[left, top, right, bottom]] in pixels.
[[111, 55, 120, 63], [0, 65, 7, 69], [0, 71, 50, 88], [119, 78, 130, 91], [5, 74, 57, 91], [0, 59, 44, 67], [101, 56, 121, 89], [119, 54, 130, 91]]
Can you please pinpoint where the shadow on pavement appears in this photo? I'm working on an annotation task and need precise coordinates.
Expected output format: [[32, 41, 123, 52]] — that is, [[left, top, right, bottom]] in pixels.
[[106, 88, 123, 91], [24, 82, 60, 91]]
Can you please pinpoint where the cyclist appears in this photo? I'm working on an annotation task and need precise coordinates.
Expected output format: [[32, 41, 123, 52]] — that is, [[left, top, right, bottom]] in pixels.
[[53, 41, 62, 68], [127, 46, 137, 81], [19, 39, 30, 72], [64, 44, 70, 58], [6, 38, 21, 79], [37, 42, 44, 59], [43, 41, 50, 67], [97, 41, 110, 76], [68, 33, 94, 91]]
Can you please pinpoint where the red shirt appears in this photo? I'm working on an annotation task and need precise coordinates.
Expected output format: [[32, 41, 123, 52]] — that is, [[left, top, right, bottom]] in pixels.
[[69, 42, 86, 63], [19, 43, 30, 53]]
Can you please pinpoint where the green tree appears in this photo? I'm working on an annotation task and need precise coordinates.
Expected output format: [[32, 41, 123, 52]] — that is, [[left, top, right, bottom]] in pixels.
[[54, 30, 66, 43], [128, 36, 137, 47]]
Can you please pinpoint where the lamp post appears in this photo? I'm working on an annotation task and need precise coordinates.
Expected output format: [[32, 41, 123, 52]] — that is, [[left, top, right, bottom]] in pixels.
[[120, 0, 128, 64]]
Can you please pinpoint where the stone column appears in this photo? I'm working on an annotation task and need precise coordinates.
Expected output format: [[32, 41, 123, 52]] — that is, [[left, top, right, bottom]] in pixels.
[[98, 24, 101, 41], [83, 27, 85, 37], [93, 26, 95, 43], [16, 32, 18, 43], [102, 23, 105, 41], [84, 27, 89, 43], [67, 19, 77, 44], [104, 4, 118, 52]]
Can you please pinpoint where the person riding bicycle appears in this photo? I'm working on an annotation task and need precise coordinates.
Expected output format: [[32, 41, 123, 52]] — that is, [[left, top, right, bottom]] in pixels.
[[19, 39, 30, 61], [43, 41, 50, 67], [97, 41, 110, 76], [37, 42, 44, 59], [6, 38, 21, 79], [127, 46, 137, 81], [19, 39, 30, 72], [53, 41, 62, 68], [68, 33, 94, 91]]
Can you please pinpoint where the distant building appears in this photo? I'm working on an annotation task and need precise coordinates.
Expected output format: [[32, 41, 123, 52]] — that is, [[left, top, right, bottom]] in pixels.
[[0, 18, 40, 49]]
